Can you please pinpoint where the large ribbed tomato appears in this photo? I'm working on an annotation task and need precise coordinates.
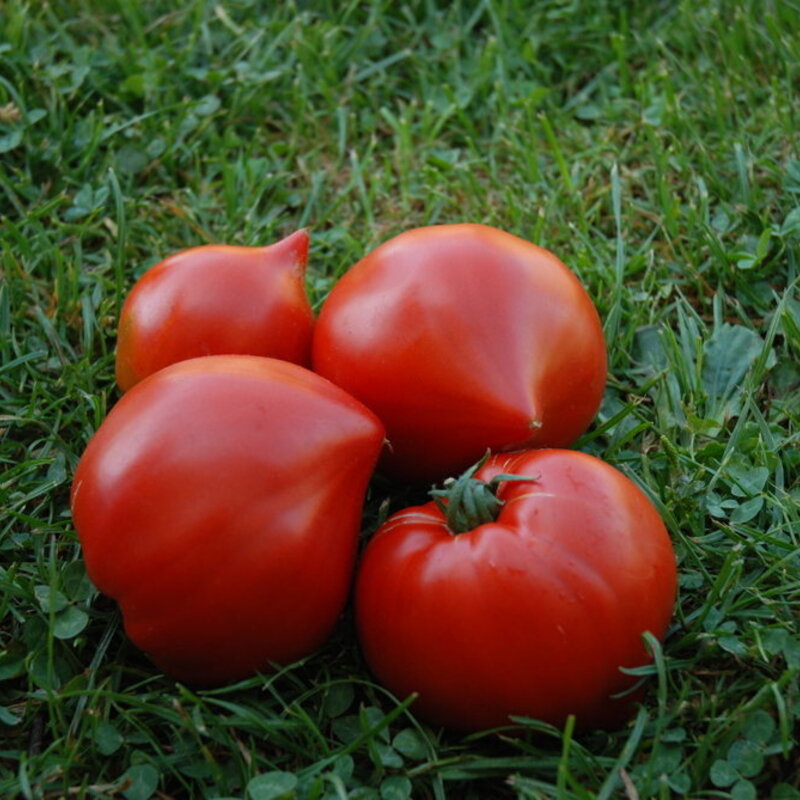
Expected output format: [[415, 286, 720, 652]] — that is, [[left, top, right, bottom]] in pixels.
[[115, 230, 314, 392], [71, 356, 385, 685], [355, 449, 677, 732], [312, 224, 607, 483]]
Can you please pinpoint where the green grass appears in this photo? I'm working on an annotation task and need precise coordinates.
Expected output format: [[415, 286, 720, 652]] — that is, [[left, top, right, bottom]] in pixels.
[[1, 0, 799, 797]]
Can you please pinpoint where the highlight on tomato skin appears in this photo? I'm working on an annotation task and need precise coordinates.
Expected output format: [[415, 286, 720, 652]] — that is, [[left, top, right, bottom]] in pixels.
[[115, 229, 315, 392], [311, 223, 608, 485], [71, 355, 386, 686], [354, 448, 678, 734]]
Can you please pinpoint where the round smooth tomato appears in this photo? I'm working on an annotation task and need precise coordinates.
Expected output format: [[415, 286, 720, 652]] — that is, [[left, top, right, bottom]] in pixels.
[[355, 449, 677, 732], [312, 224, 607, 483], [115, 229, 314, 392], [72, 355, 385, 685]]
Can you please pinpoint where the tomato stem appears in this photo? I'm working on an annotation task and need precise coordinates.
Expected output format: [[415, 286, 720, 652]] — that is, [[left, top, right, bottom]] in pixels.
[[431, 453, 538, 534]]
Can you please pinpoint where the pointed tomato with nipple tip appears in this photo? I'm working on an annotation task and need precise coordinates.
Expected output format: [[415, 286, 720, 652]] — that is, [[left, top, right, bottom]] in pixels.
[[312, 224, 607, 483], [115, 229, 314, 392], [72, 355, 385, 686], [355, 449, 677, 733]]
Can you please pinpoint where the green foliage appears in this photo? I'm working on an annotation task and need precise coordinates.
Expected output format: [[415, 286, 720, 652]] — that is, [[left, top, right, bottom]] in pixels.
[[1, 0, 799, 797]]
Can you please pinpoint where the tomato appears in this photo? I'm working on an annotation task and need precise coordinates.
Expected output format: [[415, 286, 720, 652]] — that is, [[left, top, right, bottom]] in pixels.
[[312, 224, 607, 483], [71, 355, 385, 685], [115, 230, 314, 392], [355, 449, 676, 732]]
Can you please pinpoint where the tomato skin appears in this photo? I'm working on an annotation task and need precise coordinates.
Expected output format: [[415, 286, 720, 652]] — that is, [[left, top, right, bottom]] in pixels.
[[72, 356, 385, 685], [312, 224, 607, 483], [355, 449, 676, 732], [115, 230, 314, 392]]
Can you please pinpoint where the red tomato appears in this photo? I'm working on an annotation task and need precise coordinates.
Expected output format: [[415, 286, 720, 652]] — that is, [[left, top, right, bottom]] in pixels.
[[71, 356, 385, 685], [115, 230, 314, 392], [312, 224, 607, 483], [355, 449, 676, 732]]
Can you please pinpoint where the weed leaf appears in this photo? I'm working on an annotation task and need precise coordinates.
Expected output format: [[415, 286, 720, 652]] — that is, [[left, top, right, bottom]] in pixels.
[[702, 323, 763, 413], [247, 771, 298, 800]]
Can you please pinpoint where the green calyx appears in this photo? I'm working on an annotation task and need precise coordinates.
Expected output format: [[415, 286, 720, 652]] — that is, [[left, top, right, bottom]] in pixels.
[[430, 453, 538, 534]]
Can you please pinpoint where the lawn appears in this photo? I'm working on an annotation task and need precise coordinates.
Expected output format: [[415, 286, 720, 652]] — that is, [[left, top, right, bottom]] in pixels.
[[1, 0, 799, 798]]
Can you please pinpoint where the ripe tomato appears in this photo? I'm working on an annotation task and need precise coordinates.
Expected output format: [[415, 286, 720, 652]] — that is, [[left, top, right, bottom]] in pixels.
[[312, 224, 607, 483], [72, 356, 385, 685], [355, 449, 677, 732], [115, 230, 314, 392]]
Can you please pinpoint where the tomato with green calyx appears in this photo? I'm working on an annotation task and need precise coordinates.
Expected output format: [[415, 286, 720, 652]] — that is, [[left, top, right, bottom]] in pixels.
[[312, 224, 607, 483], [72, 355, 385, 685], [116, 230, 314, 392], [355, 449, 676, 732]]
